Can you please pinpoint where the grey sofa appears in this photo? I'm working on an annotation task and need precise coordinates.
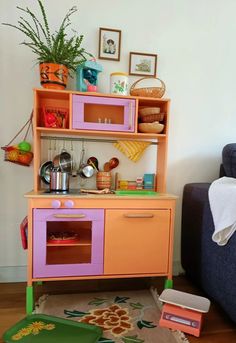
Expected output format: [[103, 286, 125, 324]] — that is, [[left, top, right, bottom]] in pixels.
[[181, 143, 236, 323]]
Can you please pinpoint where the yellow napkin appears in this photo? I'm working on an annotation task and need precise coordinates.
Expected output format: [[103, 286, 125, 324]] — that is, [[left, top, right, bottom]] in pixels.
[[113, 140, 151, 162]]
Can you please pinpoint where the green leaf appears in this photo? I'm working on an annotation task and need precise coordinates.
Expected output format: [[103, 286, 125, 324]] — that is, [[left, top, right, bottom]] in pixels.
[[130, 302, 144, 310], [88, 297, 108, 306], [98, 338, 115, 343], [64, 309, 89, 318], [122, 335, 145, 343], [114, 296, 130, 303], [137, 320, 157, 329]]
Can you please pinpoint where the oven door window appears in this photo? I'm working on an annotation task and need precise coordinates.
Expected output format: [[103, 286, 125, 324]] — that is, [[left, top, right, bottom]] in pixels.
[[46, 220, 92, 265]]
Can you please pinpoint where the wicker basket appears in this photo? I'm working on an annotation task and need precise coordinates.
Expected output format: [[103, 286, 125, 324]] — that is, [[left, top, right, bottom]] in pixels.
[[1, 111, 33, 167], [1, 146, 33, 166], [130, 77, 166, 98], [140, 113, 164, 123]]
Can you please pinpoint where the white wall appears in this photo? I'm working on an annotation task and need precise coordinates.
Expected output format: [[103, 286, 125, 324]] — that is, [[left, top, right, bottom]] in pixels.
[[1, 0, 236, 281]]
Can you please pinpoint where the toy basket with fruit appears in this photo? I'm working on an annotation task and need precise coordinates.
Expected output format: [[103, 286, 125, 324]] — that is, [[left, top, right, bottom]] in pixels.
[[1, 112, 33, 167]]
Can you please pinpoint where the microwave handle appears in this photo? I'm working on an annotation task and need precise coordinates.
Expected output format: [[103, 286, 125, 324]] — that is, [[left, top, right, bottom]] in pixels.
[[53, 214, 86, 218]]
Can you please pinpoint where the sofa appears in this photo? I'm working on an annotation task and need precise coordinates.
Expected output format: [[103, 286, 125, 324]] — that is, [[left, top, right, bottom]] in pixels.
[[181, 143, 236, 323]]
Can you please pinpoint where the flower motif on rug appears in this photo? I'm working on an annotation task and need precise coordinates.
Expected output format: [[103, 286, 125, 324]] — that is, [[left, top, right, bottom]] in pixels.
[[64, 295, 157, 343], [79, 304, 133, 337]]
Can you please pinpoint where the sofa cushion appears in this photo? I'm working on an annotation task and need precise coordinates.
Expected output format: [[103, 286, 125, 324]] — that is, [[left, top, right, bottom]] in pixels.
[[222, 144, 236, 178]]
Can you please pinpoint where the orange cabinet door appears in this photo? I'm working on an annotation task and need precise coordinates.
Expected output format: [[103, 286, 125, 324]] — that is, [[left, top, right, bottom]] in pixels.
[[104, 209, 170, 275]]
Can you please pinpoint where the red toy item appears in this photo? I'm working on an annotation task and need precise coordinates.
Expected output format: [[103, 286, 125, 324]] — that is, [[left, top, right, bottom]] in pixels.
[[20, 216, 28, 250], [43, 106, 69, 128]]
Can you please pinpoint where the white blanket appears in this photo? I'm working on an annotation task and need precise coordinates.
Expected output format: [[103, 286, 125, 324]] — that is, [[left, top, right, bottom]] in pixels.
[[209, 177, 236, 246]]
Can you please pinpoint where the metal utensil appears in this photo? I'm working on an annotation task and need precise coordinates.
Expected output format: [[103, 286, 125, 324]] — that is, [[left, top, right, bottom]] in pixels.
[[39, 160, 54, 184], [53, 150, 72, 172], [78, 144, 94, 178], [50, 169, 69, 191]]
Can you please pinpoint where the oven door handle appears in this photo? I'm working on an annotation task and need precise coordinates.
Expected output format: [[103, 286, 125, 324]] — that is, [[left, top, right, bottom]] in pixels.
[[53, 214, 86, 218]]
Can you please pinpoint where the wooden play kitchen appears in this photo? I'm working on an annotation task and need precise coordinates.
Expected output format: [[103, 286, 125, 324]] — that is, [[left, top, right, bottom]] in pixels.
[[24, 88, 177, 314]]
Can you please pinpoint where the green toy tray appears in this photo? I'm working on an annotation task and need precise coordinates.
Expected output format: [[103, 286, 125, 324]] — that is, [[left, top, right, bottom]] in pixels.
[[115, 190, 158, 196], [3, 314, 102, 343]]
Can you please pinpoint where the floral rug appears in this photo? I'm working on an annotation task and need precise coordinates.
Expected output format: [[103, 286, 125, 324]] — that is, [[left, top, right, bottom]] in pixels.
[[35, 288, 189, 343]]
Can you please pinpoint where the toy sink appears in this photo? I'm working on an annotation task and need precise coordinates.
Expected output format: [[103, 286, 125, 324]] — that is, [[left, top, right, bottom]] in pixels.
[[115, 190, 158, 196], [3, 314, 102, 343]]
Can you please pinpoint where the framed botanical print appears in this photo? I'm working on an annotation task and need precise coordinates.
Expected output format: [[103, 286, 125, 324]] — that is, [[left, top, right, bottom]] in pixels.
[[129, 52, 157, 77], [98, 27, 121, 61]]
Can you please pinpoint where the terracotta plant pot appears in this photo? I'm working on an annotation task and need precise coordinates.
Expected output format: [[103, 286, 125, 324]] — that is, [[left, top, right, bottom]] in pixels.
[[40, 63, 68, 90]]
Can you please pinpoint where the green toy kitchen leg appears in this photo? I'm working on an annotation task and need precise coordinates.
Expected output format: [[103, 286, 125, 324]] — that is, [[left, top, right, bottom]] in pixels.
[[164, 278, 173, 289], [26, 285, 34, 314]]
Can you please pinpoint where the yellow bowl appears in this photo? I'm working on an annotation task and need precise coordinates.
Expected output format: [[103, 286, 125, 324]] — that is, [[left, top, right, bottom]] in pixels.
[[138, 122, 164, 134]]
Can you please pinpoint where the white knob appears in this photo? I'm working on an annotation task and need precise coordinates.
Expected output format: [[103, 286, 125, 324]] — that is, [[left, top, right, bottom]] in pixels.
[[51, 200, 61, 208], [64, 200, 74, 208]]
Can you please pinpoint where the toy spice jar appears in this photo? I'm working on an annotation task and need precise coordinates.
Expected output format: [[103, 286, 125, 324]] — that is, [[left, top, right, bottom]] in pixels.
[[96, 171, 112, 190], [110, 72, 128, 95]]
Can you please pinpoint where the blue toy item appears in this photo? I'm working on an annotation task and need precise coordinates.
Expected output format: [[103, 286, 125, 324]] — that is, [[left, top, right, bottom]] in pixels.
[[76, 60, 103, 92]]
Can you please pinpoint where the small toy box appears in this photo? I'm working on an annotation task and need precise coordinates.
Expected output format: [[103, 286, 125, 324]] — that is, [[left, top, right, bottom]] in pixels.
[[159, 289, 210, 337], [3, 314, 102, 343]]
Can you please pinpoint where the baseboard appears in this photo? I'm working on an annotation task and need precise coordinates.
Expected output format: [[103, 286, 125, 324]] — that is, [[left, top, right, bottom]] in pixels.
[[173, 260, 184, 276], [0, 262, 183, 283], [0, 266, 27, 282]]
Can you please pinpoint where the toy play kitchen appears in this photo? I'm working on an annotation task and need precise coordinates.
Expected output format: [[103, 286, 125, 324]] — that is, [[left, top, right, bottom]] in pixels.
[[24, 88, 177, 314]]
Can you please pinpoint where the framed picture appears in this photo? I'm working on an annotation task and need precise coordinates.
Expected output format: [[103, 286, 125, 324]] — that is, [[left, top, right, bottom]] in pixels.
[[129, 52, 157, 77], [98, 27, 121, 61]]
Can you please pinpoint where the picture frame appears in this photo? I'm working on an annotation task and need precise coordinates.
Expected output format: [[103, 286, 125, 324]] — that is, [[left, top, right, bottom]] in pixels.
[[98, 27, 121, 61], [129, 52, 157, 77]]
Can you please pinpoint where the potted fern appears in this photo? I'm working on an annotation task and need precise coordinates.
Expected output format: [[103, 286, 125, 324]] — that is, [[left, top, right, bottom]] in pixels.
[[2, 0, 92, 89]]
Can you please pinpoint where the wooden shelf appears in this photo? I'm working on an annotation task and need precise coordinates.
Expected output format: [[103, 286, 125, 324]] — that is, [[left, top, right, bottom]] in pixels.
[[36, 127, 166, 140], [47, 242, 92, 247]]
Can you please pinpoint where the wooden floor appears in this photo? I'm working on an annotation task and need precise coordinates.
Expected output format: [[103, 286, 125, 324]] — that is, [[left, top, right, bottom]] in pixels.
[[0, 275, 235, 342]]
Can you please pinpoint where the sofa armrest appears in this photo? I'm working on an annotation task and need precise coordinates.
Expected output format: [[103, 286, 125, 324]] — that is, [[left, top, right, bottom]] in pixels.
[[181, 182, 236, 323], [181, 183, 213, 284]]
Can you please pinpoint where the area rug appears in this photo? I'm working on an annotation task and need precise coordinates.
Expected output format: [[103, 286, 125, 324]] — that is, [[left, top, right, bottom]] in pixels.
[[35, 288, 189, 343]]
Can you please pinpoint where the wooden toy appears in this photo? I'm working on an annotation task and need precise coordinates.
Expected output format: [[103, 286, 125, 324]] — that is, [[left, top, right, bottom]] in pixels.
[[76, 60, 103, 92], [159, 289, 210, 337]]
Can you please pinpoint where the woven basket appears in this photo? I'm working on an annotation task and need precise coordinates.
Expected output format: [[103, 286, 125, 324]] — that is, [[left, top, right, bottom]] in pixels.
[[140, 113, 164, 123], [130, 77, 166, 98], [1, 146, 33, 166]]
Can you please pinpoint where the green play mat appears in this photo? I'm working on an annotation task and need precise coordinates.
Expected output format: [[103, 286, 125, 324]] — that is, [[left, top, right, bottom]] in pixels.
[[3, 314, 102, 343]]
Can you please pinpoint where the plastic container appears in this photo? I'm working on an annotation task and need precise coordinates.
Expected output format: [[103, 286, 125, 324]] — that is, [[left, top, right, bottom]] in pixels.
[[110, 72, 128, 95]]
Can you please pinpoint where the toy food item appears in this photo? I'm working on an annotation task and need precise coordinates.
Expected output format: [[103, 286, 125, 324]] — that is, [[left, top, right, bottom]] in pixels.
[[45, 112, 57, 127], [18, 141, 31, 152], [47, 231, 79, 244], [8, 149, 19, 161], [18, 152, 32, 165]]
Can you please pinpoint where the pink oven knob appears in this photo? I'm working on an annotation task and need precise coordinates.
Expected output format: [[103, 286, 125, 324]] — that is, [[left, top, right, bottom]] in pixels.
[[64, 200, 74, 208], [51, 200, 61, 208]]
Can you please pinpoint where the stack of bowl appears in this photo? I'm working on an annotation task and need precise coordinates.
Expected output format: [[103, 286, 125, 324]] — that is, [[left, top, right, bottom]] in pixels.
[[138, 107, 165, 134]]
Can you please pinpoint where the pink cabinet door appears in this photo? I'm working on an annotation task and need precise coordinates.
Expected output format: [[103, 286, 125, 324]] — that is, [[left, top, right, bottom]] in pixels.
[[33, 209, 104, 278], [72, 95, 135, 132]]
